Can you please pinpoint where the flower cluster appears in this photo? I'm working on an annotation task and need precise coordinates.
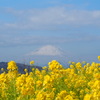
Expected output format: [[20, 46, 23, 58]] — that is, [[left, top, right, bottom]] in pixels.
[[0, 57, 100, 100]]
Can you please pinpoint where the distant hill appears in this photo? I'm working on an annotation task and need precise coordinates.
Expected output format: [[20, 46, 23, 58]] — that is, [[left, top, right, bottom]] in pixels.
[[0, 62, 42, 74]]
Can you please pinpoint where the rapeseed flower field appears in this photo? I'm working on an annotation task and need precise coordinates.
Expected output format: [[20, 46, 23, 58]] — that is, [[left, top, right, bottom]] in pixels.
[[0, 57, 100, 100]]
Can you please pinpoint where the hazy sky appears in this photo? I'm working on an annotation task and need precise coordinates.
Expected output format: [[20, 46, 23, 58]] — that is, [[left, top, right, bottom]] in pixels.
[[0, 0, 100, 66]]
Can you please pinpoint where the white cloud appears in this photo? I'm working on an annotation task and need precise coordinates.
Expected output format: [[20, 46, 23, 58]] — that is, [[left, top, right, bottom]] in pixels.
[[1, 35, 100, 47], [5, 23, 17, 28], [28, 45, 63, 56], [1, 6, 100, 30]]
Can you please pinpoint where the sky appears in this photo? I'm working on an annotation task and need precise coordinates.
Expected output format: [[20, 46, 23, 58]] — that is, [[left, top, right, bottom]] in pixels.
[[0, 0, 100, 66]]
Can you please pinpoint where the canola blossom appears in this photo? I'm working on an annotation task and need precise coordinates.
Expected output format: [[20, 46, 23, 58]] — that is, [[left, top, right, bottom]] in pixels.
[[30, 61, 35, 65], [0, 57, 100, 100]]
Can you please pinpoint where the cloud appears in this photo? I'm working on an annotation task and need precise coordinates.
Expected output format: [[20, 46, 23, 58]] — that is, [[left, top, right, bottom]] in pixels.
[[27, 45, 63, 56], [0, 34, 100, 47], [0, 6, 100, 31], [0, 6, 100, 47]]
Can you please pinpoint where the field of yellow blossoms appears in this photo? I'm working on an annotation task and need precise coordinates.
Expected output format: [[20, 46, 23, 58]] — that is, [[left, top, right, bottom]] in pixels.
[[0, 57, 100, 100]]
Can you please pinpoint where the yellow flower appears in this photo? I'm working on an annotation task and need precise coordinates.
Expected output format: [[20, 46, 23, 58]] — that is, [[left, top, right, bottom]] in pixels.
[[1, 68, 4, 71], [43, 75, 51, 85], [64, 95, 73, 100], [36, 91, 46, 100], [42, 66, 47, 70], [56, 90, 68, 100], [7, 61, 18, 70], [84, 94, 91, 100], [70, 65, 74, 69], [98, 56, 100, 60], [36, 80, 42, 88], [30, 61, 35, 65], [24, 68, 28, 72]]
